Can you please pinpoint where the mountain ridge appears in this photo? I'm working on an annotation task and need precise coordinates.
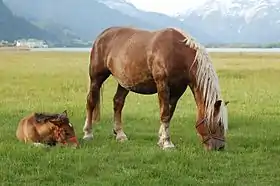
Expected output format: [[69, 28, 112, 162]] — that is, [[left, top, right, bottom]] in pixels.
[[0, 0, 59, 43], [3, 0, 217, 44], [175, 0, 280, 43]]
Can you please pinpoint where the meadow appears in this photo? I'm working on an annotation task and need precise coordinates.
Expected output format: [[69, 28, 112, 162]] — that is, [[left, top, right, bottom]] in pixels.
[[0, 51, 280, 185]]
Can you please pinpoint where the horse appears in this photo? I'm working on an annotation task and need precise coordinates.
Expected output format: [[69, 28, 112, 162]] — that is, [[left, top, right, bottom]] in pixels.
[[16, 110, 79, 148], [82, 26, 229, 151]]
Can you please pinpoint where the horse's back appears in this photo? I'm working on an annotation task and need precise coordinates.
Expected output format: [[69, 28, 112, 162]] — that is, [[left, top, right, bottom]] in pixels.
[[93, 27, 154, 62]]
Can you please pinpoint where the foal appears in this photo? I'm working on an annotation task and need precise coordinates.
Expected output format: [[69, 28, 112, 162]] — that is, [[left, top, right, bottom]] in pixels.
[[16, 110, 79, 147]]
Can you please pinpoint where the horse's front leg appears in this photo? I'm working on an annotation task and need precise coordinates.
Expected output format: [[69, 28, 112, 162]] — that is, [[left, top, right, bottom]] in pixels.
[[156, 81, 175, 149], [113, 84, 129, 141], [158, 87, 187, 147]]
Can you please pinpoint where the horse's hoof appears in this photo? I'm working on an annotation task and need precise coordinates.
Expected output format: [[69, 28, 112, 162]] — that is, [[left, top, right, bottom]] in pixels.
[[83, 134, 93, 141], [158, 140, 175, 150], [162, 143, 175, 150], [116, 134, 128, 142]]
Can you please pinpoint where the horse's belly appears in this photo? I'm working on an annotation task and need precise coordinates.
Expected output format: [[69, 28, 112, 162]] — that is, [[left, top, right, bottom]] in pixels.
[[118, 78, 157, 94]]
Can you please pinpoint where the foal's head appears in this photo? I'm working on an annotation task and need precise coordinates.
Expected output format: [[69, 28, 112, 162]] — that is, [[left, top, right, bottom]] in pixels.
[[35, 110, 79, 147], [196, 100, 229, 151]]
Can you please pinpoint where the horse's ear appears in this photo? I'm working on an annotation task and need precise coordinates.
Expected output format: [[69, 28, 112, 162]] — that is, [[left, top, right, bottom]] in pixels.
[[225, 101, 230, 106], [214, 100, 222, 110], [62, 110, 67, 116]]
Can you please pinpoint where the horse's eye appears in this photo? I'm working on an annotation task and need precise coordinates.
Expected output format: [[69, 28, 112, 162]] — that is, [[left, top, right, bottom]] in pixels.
[[64, 130, 70, 136]]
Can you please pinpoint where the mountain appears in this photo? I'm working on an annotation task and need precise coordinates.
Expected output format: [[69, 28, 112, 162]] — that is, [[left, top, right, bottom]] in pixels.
[[3, 0, 217, 44], [175, 0, 280, 44], [0, 0, 58, 43], [97, 0, 217, 43]]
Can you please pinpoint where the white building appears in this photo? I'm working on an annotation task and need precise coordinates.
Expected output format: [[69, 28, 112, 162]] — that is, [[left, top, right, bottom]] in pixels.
[[15, 39, 48, 48]]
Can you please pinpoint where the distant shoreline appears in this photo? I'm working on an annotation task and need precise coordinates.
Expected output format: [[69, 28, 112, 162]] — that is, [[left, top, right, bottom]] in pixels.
[[30, 47, 280, 53], [0, 46, 30, 51], [1, 46, 280, 53]]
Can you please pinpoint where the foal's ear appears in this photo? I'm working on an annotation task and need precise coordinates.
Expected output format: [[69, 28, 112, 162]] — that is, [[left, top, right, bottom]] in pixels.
[[214, 100, 222, 110], [62, 110, 68, 116]]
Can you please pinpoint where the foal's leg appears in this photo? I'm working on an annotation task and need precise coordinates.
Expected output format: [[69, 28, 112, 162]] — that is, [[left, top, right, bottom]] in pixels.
[[83, 75, 109, 140], [113, 84, 129, 141], [156, 81, 175, 149]]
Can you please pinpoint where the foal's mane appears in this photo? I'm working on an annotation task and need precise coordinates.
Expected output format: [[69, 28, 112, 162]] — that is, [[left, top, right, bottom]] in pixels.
[[173, 28, 228, 130], [34, 112, 62, 124]]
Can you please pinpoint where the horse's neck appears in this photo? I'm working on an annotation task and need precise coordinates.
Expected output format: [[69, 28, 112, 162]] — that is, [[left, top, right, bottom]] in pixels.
[[191, 87, 207, 121]]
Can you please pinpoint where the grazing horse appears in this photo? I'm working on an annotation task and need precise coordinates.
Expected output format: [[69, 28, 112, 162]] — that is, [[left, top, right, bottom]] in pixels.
[[83, 26, 229, 151], [16, 110, 79, 147]]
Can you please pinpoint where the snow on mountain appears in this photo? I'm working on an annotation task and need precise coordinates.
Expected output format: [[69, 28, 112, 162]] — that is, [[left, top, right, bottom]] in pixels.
[[175, 0, 280, 43], [179, 0, 280, 23]]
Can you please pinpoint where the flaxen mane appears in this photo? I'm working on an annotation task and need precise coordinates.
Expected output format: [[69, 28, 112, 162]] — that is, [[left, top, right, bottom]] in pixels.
[[174, 28, 228, 131]]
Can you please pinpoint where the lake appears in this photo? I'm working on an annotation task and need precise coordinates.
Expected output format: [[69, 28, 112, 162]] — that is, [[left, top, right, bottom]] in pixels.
[[30, 47, 280, 53]]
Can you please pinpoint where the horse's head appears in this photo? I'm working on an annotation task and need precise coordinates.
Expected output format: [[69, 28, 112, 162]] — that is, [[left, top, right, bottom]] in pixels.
[[196, 100, 229, 151], [35, 110, 79, 147]]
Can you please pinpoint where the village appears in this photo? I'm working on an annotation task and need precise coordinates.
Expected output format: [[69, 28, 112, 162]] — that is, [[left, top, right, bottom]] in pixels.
[[0, 39, 48, 49]]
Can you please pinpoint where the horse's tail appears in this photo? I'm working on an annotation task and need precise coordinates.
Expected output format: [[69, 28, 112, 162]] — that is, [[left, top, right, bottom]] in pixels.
[[89, 44, 104, 123], [92, 83, 104, 123]]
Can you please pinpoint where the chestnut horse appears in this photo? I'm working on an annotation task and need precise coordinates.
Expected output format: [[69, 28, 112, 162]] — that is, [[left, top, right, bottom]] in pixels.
[[83, 26, 229, 151], [16, 110, 79, 147]]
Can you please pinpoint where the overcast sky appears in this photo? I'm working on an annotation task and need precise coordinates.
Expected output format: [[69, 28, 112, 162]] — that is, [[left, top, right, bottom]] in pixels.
[[127, 0, 208, 15]]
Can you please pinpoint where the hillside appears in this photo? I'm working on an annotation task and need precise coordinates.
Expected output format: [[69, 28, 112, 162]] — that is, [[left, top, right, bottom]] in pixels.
[[0, 0, 58, 43], [3, 0, 217, 44]]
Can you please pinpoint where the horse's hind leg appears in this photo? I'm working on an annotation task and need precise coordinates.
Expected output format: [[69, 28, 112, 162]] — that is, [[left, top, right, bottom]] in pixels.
[[83, 73, 110, 140], [113, 84, 129, 141]]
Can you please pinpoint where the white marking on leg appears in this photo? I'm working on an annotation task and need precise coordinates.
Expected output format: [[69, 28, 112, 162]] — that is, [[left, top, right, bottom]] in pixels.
[[157, 124, 164, 146], [115, 130, 128, 142], [158, 124, 164, 137], [83, 118, 93, 140], [160, 122, 175, 149]]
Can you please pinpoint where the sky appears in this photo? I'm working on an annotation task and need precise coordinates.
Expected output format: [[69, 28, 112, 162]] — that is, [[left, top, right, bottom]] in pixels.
[[127, 0, 207, 15]]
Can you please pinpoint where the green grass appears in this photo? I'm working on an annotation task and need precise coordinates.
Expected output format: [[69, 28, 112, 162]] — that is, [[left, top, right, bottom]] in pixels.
[[0, 51, 280, 186]]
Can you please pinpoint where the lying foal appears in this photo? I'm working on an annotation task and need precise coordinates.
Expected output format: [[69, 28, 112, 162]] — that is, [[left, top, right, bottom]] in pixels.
[[16, 110, 79, 148]]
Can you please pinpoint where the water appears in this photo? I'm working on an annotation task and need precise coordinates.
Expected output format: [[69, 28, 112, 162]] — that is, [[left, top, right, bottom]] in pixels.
[[30, 47, 280, 53]]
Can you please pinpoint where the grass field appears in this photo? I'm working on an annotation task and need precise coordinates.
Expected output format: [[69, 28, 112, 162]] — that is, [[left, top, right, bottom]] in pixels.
[[0, 51, 280, 186]]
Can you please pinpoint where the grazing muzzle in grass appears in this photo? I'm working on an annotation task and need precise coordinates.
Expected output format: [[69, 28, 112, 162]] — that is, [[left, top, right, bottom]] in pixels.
[[196, 100, 229, 151]]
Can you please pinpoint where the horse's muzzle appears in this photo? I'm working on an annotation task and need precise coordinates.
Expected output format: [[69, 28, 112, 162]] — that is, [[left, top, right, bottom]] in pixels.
[[67, 136, 79, 147], [205, 138, 225, 151]]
